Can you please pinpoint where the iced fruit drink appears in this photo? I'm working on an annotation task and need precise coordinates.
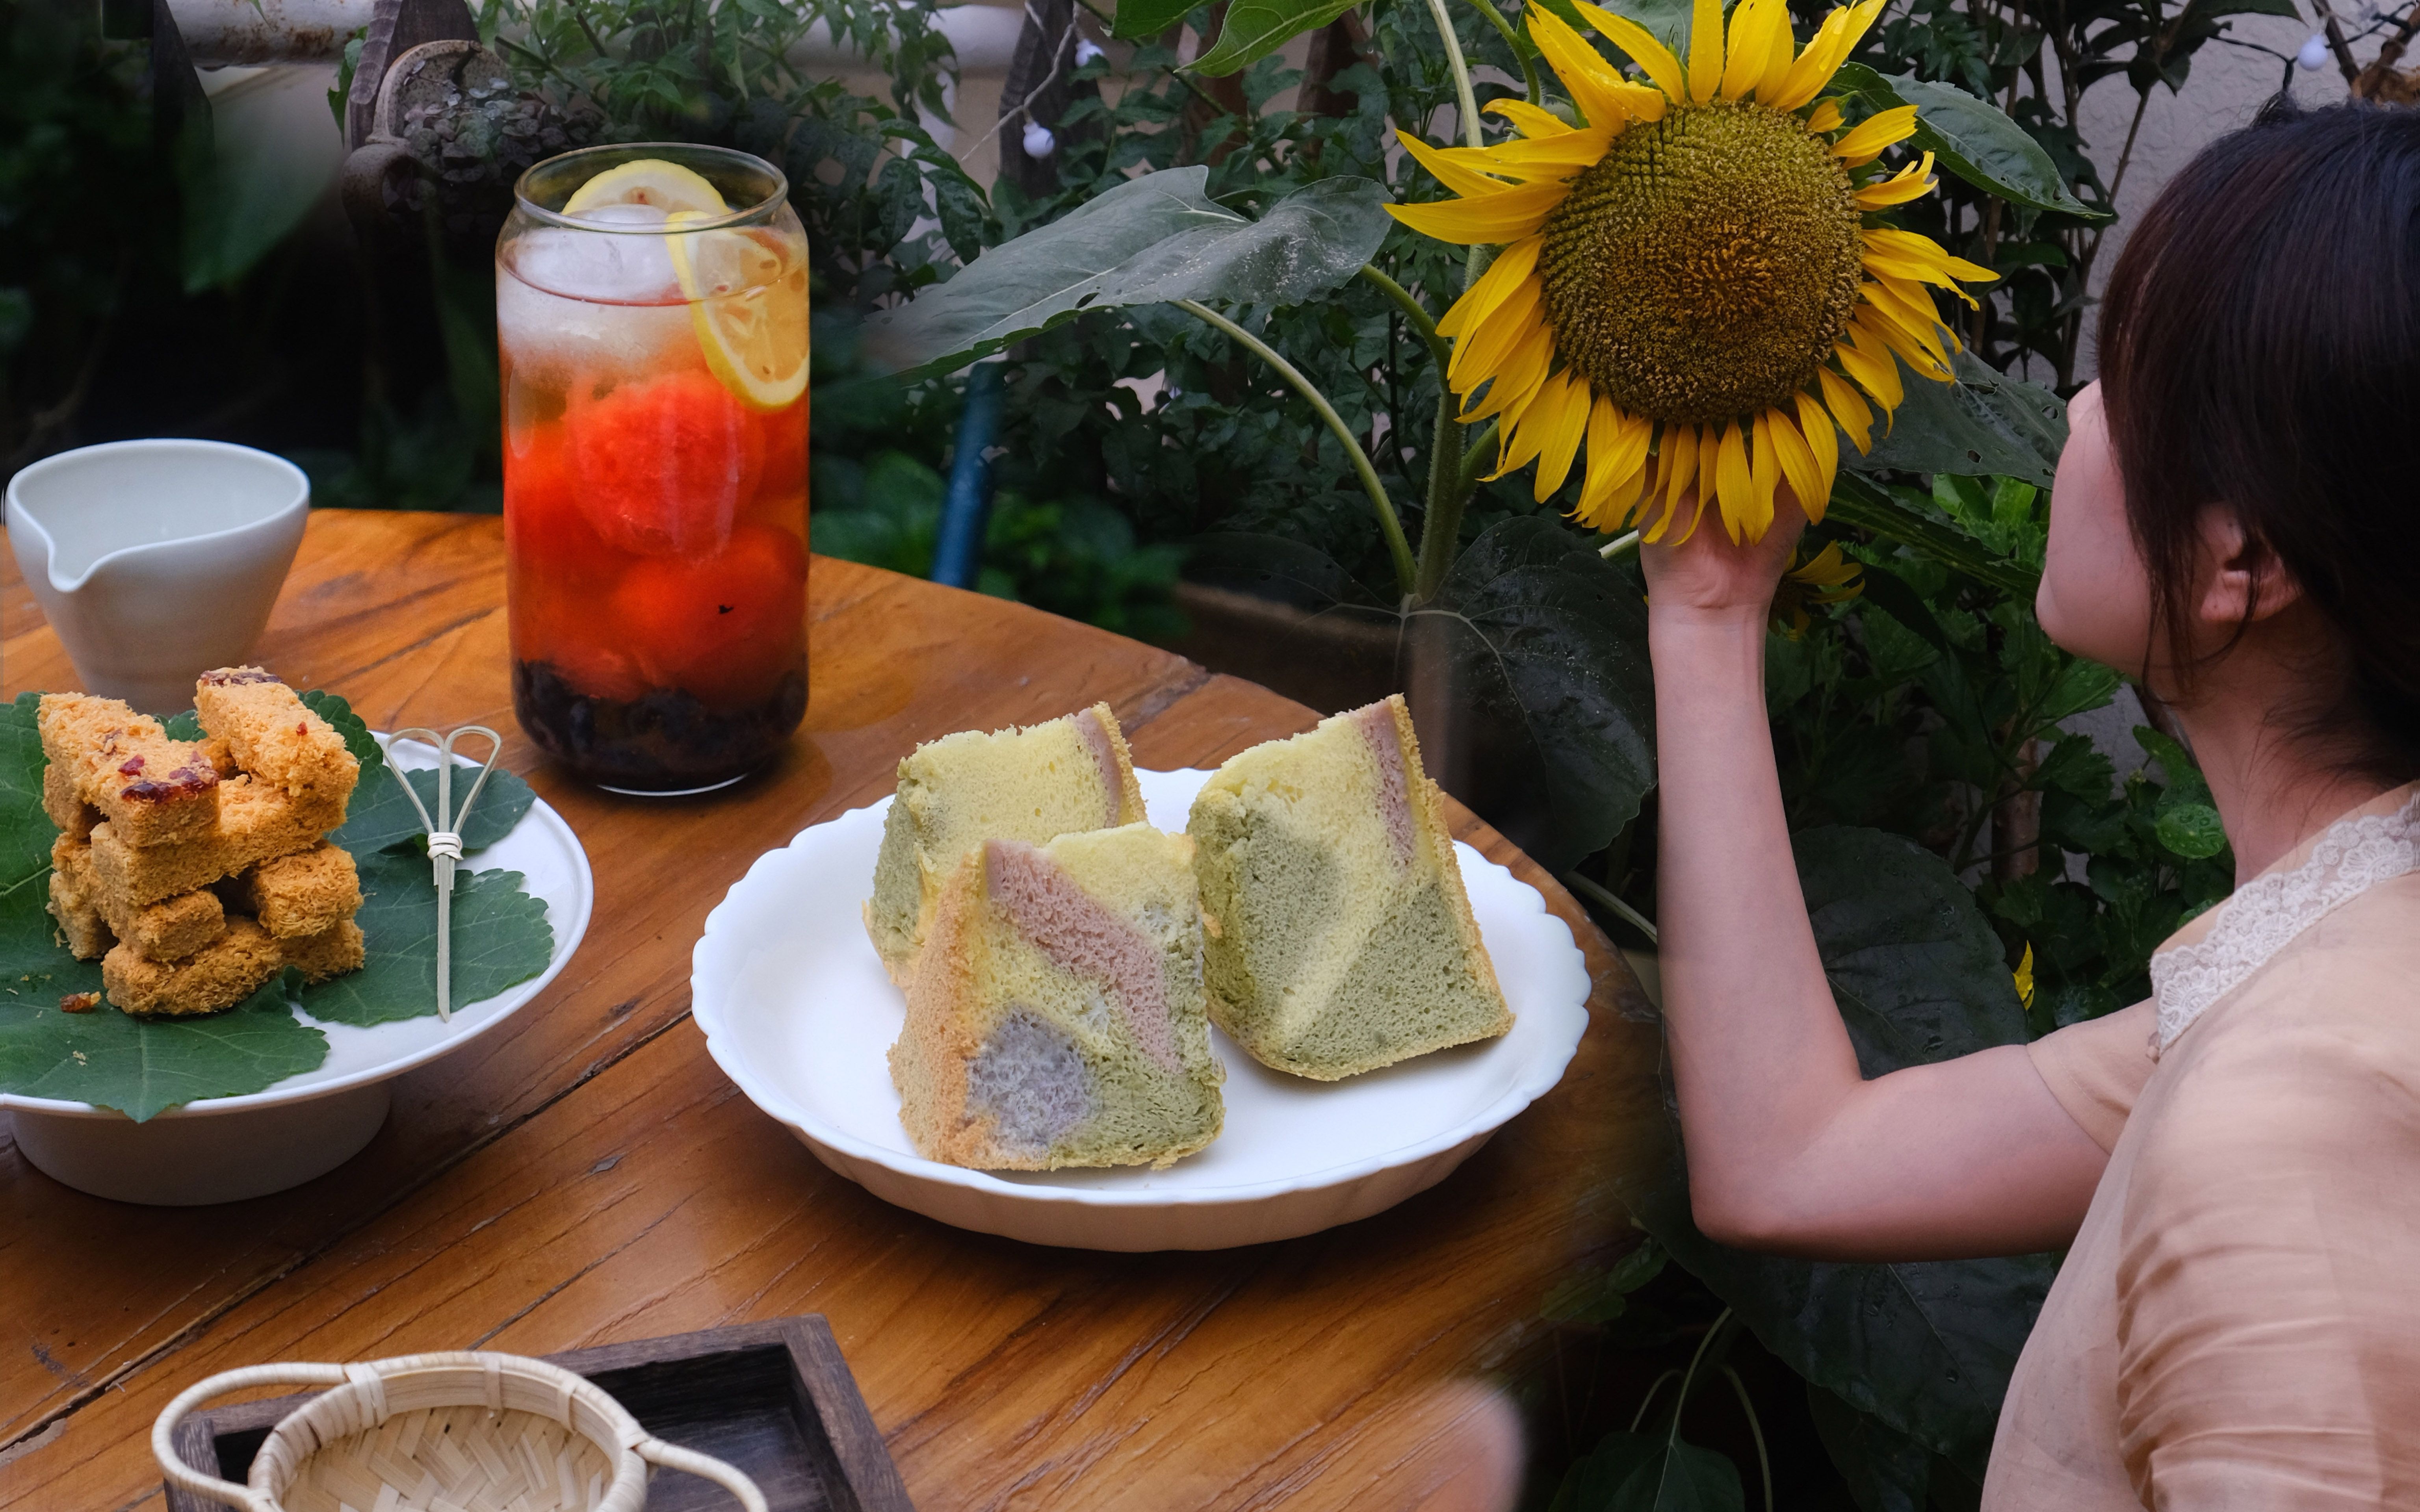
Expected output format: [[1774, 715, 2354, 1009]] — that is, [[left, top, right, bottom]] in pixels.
[[497, 145, 809, 793]]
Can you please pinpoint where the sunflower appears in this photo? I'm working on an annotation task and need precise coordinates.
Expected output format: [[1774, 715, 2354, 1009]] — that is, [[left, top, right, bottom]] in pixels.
[[1388, 0, 1996, 544]]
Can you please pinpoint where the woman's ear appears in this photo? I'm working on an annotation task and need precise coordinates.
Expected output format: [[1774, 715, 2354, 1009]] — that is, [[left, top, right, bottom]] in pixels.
[[2195, 504, 2303, 627]]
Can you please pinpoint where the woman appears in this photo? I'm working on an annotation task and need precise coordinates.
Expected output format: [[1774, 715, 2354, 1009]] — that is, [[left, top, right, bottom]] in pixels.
[[1647, 100, 2420, 1505]]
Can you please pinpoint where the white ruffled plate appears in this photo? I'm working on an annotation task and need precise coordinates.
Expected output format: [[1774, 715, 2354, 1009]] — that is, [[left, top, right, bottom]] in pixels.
[[691, 766, 1592, 1251]]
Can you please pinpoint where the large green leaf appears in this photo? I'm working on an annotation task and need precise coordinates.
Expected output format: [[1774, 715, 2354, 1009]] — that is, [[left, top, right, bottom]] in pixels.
[[1633, 827, 2057, 1479], [1856, 351, 2066, 489], [1418, 516, 1657, 874], [1111, 0, 1199, 39], [1805, 1386, 1935, 1512], [1190, 0, 1360, 74], [1826, 474, 2039, 598], [1829, 64, 2108, 221], [0, 973, 327, 1123], [1552, 1432, 1745, 1512], [860, 171, 1391, 382]]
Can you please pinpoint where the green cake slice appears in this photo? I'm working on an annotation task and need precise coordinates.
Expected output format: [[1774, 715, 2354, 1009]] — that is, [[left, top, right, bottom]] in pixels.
[[1187, 694, 1513, 1079], [864, 702, 1146, 987], [889, 824, 1225, 1170]]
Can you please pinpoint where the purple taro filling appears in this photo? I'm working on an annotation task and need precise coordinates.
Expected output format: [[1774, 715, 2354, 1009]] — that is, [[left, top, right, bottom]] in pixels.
[[984, 839, 1180, 1071], [1354, 703, 1415, 865], [968, 1009, 1094, 1156], [1070, 707, 1122, 827]]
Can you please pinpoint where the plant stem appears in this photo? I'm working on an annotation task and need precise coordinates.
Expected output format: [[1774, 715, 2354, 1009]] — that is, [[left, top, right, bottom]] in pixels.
[[1628, 1369, 1684, 1433], [1459, 422, 1496, 485], [1462, 0, 1542, 104], [1421, 0, 1487, 148], [1358, 265, 1451, 372], [1565, 870, 1659, 944], [1599, 529, 1641, 560], [1720, 1366, 1775, 1512], [1666, 1309, 1736, 1443], [1174, 298, 1417, 597]]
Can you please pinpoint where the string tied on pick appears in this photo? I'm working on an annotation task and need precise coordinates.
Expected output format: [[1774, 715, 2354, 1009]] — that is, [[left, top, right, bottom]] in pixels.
[[380, 725, 504, 1022]]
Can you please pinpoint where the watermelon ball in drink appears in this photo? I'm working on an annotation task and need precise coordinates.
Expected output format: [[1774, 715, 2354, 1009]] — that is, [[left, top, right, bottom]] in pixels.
[[498, 146, 810, 793]]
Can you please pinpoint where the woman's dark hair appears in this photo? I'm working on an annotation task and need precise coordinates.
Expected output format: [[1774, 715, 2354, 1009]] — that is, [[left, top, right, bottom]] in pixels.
[[2099, 98, 2420, 783]]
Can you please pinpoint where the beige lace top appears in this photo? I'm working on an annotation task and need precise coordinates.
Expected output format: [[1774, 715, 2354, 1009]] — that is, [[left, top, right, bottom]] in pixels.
[[1982, 782, 2420, 1508]]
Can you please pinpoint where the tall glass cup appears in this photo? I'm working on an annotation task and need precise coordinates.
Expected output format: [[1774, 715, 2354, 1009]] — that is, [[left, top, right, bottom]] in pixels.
[[497, 144, 809, 794]]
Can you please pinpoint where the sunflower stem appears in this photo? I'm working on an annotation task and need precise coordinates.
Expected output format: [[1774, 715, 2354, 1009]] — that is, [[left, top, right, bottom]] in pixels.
[[1358, 264, 1451, 372], [1174, 298, 1418, 599], [1598, 529, 1642, 560], [1421, 0, 1486, 148], [1460, 0, 1542, 106]]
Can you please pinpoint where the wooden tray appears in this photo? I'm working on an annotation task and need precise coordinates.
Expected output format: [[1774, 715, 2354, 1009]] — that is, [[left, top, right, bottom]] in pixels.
[[160, 1316, 913, 1512]]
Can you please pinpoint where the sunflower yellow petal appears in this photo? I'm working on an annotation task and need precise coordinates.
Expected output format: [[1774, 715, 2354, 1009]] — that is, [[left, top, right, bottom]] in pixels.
[[1574, 2, 1689, 103], [1863, 226, 1997, 282], [1394, 131, 1517, 199], [1687, 0, 1725, 102], [1712, 421, 1755, 541], [1767, 404, 1823, 519], [1815, 367, 1871, 456], [1470, 125, 1621, 180], [1753, 3, 1799, 102], [1858, 283, 1952, 375], [1646, 422, 1698, 541], [1852, 153, 1940, 206], [1768, 6, 1852, 111], [1449, 277, 1543, 389], [1833, 104, 1918, 165], [1464, 322, 1555, 423], [1387, 180, 1569, 243], [1792, 388, 1840, 514], [1836, 327, 1905, 410], [1485, 97, 1579, 138], [1438, 234, 1542, 340], [1578, 396, 1654, 526], [1721, 0, 1784, 100], [1805, 98, 1845, 133], [1527, 7, 1655, 131], [1530, 373, 1594, 500]]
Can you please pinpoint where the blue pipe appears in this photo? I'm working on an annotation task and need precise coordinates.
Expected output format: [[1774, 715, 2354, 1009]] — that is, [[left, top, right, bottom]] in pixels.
[[931, 360, 1005, 589]]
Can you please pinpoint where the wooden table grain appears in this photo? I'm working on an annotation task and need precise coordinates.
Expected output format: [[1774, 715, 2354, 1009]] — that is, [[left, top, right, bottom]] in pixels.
[[0, 510, 1665, 1511]]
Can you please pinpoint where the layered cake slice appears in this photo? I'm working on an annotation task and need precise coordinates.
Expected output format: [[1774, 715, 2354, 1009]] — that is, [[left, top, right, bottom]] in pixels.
[[194, 667, 360, 809], [889, 824, 1225, 1170], [1187, 695, 1512, 1080], [864, 703, 1147, 986], [37, 693, 222, 846]]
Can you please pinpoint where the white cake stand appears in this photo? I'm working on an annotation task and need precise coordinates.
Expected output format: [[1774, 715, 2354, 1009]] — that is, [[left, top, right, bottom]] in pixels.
[[2, 740, 594, 1206]]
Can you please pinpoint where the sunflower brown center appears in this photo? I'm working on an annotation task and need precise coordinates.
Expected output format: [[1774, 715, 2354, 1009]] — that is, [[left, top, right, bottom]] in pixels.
[[1538, 101, 1864, 426]]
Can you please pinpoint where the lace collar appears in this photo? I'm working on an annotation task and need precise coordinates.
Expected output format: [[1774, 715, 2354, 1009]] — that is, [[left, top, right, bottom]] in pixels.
[[2151, 786, 2420, 1050]]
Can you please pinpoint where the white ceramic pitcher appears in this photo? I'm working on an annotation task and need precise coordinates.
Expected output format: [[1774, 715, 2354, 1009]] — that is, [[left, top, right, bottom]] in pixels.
[[7, 438, 309, 713]]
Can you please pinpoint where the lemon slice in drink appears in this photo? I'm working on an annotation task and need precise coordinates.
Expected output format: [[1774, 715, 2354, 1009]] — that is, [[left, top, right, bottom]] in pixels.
[[666, 210, 809, 411], [563, 158, 728, 217]]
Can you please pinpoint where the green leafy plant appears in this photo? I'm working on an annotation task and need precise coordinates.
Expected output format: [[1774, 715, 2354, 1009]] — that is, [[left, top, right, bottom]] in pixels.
[[0, 692, 554, 1120]]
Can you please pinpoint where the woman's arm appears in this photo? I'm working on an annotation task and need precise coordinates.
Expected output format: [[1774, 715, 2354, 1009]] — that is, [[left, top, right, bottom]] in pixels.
[[1644, 504, 2111, 1261]]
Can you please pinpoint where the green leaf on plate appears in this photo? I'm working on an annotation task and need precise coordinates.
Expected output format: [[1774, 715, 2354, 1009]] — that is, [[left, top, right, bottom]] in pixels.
[[0, 971, 326, 1123], [297, 848, 552, 1028], [860, 171, 1391, 382], [1189, 0, 1359, 75]]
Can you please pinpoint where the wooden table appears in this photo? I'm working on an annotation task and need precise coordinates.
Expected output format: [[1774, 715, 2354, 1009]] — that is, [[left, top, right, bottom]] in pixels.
[[0, 510, 1663, 1510]]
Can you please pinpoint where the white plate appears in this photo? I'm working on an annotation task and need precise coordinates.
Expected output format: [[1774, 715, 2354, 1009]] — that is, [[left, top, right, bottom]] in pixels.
[[692, 767, 1591, 1251], [2, 739, 594, 1204]]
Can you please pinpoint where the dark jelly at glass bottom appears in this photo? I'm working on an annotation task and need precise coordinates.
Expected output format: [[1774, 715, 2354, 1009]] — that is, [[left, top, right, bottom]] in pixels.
[[513, 659, 807, 792]]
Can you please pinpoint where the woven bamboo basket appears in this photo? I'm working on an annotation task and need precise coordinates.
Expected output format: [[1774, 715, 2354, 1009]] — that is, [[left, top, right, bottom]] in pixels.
[[153, 1351, 769, 1512]]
